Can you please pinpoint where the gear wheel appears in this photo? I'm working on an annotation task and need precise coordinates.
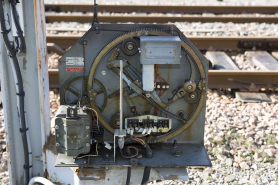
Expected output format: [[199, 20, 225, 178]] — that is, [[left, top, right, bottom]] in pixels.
[[87, 29, 206, 142]]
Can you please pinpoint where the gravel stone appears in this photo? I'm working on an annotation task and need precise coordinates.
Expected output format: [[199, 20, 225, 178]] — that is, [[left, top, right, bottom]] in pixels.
[[225, 174, 236, 182]]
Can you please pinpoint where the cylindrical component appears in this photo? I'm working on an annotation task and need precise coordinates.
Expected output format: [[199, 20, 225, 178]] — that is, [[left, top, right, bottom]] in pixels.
[[120, 60, 123, 134], [28, 177, 54, 185], [183, 80, 196, 92]]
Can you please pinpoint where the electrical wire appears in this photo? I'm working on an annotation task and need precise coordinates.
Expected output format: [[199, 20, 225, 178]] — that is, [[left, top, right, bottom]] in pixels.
[[120, 146, 139, 159], [83, 107, 99, 130], [126, 167, 131, 185], [76, 142, 99, 158], [0, 1, 30, 184], [10, 0, 26, 53], [141, 167, 151, 185]]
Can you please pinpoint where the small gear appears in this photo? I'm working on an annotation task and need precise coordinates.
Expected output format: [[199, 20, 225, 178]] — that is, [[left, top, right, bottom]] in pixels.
[[184, 90, 200, 104], [121, 38, 139, 56]]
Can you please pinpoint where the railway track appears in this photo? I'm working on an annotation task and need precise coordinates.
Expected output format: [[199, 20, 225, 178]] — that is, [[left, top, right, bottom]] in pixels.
[[45, 4, 278, 23], [48, 69, 278, 89], [46, 35, 278, 51], [45, 4, 278, 90]]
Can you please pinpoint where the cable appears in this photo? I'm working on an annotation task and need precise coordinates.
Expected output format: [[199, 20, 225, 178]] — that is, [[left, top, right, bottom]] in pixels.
[[126, 167, 131, 185], [10, 0, 26, 53], [83, 107, 99, 130], [120, 146, 139, 159], [77, 142, 99, 158], [141, 167, 151, 185], [0, 1, 30, 184]]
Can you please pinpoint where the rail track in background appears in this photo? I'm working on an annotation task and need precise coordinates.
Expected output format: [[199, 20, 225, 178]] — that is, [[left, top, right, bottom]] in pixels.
[[45, 4, 278, 23], [45, 4, 278, 90]]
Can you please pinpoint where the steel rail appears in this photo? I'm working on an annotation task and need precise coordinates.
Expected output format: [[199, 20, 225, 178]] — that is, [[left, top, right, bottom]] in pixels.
[[49, 69, 278, 89], [46, 35, 278, 50], [45, 14, 278, 24], [45, 4, 278, 14]]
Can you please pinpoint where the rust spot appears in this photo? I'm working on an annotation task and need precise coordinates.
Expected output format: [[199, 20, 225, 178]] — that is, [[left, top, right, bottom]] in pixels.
[[167, 175, 179, 180], [23, 57, 27, 70], [44, 131, 57, 154], [43, 168, 49, 179], [76, 168, 106, 181]]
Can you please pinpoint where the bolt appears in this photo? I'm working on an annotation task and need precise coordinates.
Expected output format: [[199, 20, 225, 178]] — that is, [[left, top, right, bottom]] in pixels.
[[146, 93, 151, 98], [116, 121, 120, 126], [188, 85, 192, 90], [55, 125, 59, 129], [101, 70, 107, 75], [190, 94, 195, 99], [179, 91, 184, 95], [86, 126, 90, 129], [127, 44, 134, 51], [56, 142, 60, 147], [86, 135, 89, 137], [107, 63, 112, 68], [166, 85, 170, 89], [173, 140, 178, 148], [84, 160, 87, 164], [86, 143, 90, 147], [162, 85, 166, 89], [74, 136, 76, 138], [136, 153, 143, 158], [71, 141, 73, 143], [157, 85, 161, 88], [56, 134, 59, 138], [175, 150, 181, 157]]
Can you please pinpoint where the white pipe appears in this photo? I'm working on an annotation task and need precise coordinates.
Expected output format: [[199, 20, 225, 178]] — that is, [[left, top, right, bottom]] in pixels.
[[119, 60, 123, 134], [28, 177, 54, 185]]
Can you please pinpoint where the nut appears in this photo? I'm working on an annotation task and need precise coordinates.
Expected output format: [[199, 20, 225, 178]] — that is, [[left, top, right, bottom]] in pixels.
[[190, 94, 196, 99]]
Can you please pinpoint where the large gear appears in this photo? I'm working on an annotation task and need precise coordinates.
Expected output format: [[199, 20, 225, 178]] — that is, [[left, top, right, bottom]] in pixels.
[[87, 29, 207, 142]]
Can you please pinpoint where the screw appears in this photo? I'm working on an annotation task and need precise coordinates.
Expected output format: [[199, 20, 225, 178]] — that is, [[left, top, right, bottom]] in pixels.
[[175, 150, 181, 157], [86, 143, 90, 147], [127, 44, 134, 51], [55, 125, 59, 129], [162, 85, 166, 89], [56, 142, 60, 147], [86, 126, 90, 129], [173, 140, 178, 148], [157, 85, 161, 88], [190, 94, 195, 99], [116, 121, 120, 126], [101, 70, 107, 75]]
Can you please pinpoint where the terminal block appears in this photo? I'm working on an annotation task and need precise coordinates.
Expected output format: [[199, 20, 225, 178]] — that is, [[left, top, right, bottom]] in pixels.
[[125, 115, 171, 135]]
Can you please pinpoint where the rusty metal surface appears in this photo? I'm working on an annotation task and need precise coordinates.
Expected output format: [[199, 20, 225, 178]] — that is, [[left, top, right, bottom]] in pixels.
[[55, 143, 211, 167], [45, 4, 278, 14], [208, 70, 278, 89], [46, 35, 278, 50], [49, 69, 278, 89], [45, 14, 278, 24]]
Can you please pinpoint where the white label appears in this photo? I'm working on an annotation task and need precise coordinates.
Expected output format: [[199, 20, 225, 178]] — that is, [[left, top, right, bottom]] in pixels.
[[66, 57, 84, 66]]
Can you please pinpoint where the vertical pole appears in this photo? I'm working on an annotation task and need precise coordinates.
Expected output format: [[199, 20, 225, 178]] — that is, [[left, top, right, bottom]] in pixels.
[[119, 60, 123, 134]]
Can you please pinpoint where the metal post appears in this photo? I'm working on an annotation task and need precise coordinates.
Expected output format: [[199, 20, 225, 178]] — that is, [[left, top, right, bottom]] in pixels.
[[119, 60, 123, 133], [0, 1, 49, 184]]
